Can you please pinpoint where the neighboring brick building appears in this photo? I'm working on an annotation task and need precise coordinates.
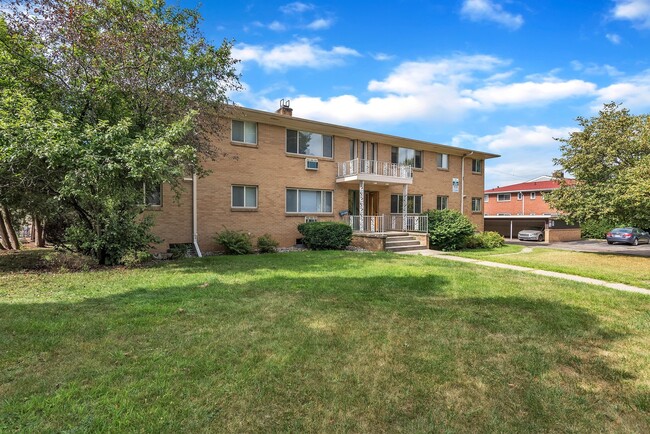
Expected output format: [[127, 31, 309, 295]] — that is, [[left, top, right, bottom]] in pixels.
[[483, 176, 573, 217], [146, 103, 498, 253]]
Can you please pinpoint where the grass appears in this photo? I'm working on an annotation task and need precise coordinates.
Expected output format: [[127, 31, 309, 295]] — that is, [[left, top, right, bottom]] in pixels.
[[453, 246, 650, 289], [1, 251, 649, 432]]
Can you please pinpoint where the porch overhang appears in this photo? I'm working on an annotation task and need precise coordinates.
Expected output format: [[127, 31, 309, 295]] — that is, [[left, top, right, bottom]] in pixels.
[[336, 174, 413, 185]]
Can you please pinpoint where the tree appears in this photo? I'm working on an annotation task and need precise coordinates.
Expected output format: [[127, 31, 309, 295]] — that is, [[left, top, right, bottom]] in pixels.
[[0, 1, 240, 263], [546, 103, 650, 229]]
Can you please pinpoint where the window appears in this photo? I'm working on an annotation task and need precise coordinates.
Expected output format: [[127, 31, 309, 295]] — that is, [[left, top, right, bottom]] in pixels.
[[484, 194, 489, 202], [471, 197, 482, 213], [497, 213, 511, 216], [471, 159, 482, 173], [286, 129, 333, 158], [436, 195, 448, 210], [530, 192, 536, 200], [286, 189, 333, 213], [437, 153, 449, 169], [517, 192, 523, 200], [232, 120, 257, 145], [391, 195, 422, 214], [497, 193, 511, 202], [144, 183, 161, 206], [232, 185, 257, 209], [391, 147, 422, 169], [349, 140, 357, 160]]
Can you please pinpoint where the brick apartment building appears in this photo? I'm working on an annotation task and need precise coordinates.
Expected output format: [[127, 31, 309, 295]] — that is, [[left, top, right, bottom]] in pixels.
[[146, 103, 498, 253], [483, 176, 581, 242], [484, 176, 571, 216]]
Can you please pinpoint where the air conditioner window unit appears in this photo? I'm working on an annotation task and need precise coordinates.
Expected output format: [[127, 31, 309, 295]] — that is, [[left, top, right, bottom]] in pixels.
[[305, 158, 319, 170], [305, 216, 318, 223]]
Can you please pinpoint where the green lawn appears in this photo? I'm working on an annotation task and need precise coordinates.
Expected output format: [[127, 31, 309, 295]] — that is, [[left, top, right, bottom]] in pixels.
[[453, 246, 650, 289], [1, 251, 649, 432]]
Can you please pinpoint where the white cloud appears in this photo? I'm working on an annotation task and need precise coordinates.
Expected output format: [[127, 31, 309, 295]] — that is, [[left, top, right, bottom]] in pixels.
[[305, 18, 333, 30], [280, 2, 314, 14], [371, 53, 394, 61], [611, 0, 650, 28], [606, 33, 622, 44], [460, 0, 524, 30], [593, 69, 650, 110], [268, 21, 287, 31], [571, 61, 623, 76], [453, 125, 577, 151], [232, 39, 361, 71], [464, 79, 597, 107]]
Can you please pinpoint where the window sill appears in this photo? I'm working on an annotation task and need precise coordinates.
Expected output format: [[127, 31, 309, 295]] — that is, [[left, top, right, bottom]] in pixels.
[[285, 153, 334, 161], [231, 141, 258, 148], [436, 167, 449, 171], [144, 205, 163, 211], [412, 167, 424, 172], [231, 207, 258, 212], [285, 212, 333, 217], [471, 171, 482, 175]]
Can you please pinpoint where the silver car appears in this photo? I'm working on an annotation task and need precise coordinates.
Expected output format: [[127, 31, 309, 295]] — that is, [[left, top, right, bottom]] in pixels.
[[606, 227, 650, 246], [518, 227, 545, 242]]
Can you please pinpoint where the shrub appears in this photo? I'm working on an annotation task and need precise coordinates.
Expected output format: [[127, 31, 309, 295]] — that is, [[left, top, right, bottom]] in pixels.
[[257, 234, 279, 253], [464, 231, 505, 249], [214, 229, 253, 255], [168, 243, 193, 259], [121, 250, 153, 267], [297, 222, 352, 250], [580, 219, 618, 239], [425, 209, 475, 251]]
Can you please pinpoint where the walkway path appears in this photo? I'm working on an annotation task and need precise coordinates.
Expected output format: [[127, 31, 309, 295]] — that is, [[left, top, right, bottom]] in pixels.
[[400, 249, 650, 296]]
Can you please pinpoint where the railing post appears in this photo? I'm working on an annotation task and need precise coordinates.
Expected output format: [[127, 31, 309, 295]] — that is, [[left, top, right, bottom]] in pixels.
[[402, 184, 408, 231], [359, 180, 365, 232]]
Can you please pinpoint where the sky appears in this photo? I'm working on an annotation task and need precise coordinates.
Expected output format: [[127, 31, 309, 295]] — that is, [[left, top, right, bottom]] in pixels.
[[179, 0, 650, 189]]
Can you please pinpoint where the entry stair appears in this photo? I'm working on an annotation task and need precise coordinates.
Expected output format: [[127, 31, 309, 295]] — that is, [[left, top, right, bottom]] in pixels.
[[384, 232, 428, 253]]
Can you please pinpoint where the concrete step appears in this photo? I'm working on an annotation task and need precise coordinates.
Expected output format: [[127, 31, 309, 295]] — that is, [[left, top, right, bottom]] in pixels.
[[386, 240, 422, 247], [386, 236, 417, 242], [385, 245, 429, 252]]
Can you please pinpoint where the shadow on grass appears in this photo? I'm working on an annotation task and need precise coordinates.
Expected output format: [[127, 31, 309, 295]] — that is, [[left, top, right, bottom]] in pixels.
[[1, 267, 645, 432]]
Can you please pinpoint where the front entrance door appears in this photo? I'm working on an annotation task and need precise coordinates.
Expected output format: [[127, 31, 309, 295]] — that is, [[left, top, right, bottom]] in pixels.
[[348, 190, 379, 215]]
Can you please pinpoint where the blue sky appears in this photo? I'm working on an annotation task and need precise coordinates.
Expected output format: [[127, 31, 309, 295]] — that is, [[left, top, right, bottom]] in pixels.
[[181, 0, 650, 188]]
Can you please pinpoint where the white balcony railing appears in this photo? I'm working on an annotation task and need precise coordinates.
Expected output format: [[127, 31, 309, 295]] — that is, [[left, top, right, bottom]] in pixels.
[[349, 215, 385, 233], [337, 159, 413, 180], [348, 214, 428, 233], [387, 214, 428, 232]]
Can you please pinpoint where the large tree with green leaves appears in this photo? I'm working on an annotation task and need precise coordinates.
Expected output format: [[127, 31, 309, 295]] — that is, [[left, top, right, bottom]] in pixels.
[[0, 0, 240, 263], [546, 103, 650, 229]]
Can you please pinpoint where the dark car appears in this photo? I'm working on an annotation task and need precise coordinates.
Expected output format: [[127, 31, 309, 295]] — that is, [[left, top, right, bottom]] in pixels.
[[517, 227, 545, 242], [606, 227, 650, 246]]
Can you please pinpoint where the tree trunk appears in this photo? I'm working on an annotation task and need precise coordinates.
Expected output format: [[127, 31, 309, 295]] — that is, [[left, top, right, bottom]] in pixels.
[[0, 205, 20, 250], [31, 216, 36, 242], [34, 216, 46, 247], [0, 216, 8, 249]]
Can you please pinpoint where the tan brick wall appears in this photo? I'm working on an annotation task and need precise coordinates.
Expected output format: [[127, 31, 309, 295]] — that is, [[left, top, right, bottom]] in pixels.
[[149, 115, 488, 252], [351, 235, 385, 251], [547, 228, 582, 243]]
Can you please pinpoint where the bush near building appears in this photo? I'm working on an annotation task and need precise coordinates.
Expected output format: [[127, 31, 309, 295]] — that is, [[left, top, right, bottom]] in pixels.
[[425, 209, 476, 251], [297, 222, 352, 250]]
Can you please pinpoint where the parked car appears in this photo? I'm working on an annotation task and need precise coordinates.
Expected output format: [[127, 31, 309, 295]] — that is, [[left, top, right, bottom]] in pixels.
[[517, 227, 545, 242], [606, 227, 650, 246]]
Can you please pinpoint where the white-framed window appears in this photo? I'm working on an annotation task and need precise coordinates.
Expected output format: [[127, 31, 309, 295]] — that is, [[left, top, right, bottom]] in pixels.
[[437, 153, 449, 169], [497, 193, 511, 202], [530, 192, 536, 200], [286, 189, 333, 213], [391, 147, 422, 169], [144, 183, 162, 206], [391, 195, 422, 214], [436, 195, 448, 210], [286, 130, 333, 158], [231, 185, 258, 209], [471, 197, 482, 212], [231, 120, 257, 145], [471, 159, 482, 173], [517, 192, 523, 200], [484, 194, 489, 202]]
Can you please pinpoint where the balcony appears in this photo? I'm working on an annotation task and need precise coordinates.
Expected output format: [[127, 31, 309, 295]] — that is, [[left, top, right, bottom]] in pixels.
[[336, 159, 413, 185]]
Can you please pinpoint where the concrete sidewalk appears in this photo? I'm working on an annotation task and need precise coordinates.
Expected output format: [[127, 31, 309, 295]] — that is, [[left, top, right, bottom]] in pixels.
[[399, 249, 650, 296]]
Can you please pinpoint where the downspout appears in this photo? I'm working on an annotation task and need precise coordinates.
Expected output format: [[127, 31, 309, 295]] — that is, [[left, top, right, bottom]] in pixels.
[[461, 151, 474, 214], [192, 172, 202, 257]]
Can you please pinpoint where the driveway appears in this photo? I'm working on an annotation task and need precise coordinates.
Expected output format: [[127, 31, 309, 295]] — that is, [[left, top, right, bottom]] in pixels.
[[507, 239, 650, 258]]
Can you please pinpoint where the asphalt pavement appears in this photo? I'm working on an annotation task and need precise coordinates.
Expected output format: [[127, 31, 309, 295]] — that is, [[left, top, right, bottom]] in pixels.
[[505, 239, 650, 258]]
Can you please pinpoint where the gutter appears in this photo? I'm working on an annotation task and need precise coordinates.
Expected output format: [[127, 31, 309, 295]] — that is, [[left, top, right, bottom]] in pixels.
[[192, 172, 202, 257]]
